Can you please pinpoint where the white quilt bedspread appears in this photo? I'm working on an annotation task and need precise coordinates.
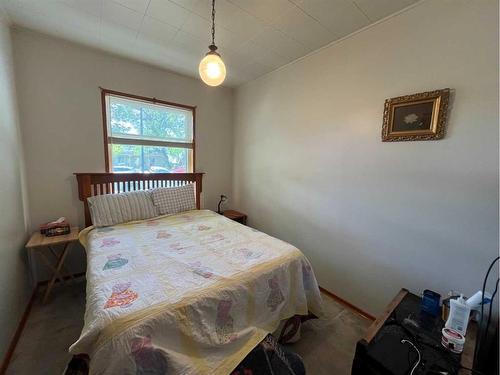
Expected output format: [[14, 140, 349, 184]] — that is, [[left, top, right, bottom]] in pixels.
[[70, 209, 322, 374]]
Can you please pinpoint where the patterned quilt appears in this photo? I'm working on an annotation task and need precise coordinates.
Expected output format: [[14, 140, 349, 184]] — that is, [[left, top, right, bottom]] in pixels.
[[70, 210, 323, 374]]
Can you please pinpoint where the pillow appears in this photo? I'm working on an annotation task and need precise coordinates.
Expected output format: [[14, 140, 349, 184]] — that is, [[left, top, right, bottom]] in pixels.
[[87, 190, 158, 227], [151, 184, 196, 215]]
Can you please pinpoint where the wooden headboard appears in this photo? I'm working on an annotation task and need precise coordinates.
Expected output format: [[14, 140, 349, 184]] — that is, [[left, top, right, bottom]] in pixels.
[[75, 172, 204, 227]]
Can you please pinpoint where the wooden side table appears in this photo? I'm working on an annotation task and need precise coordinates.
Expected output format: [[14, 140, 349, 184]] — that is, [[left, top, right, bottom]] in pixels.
[[223, 210, 247, 225], [26, 227, 80, 303], [352, 289, 476, 375]]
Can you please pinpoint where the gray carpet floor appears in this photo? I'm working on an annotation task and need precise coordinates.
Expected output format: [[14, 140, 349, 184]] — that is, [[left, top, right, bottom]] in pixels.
[[6, 279, 370, 374]]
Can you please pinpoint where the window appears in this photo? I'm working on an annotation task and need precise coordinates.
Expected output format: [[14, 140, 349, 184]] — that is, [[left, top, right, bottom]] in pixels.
[[102, 90, 195, 173]]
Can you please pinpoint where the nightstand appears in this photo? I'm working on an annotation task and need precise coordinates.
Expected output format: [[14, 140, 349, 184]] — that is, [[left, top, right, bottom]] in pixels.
[[223, 210, 247, 225], [26, 227, 80, 303]]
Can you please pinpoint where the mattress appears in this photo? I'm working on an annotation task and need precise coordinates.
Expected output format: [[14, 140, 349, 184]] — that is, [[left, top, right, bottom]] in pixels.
[[70, 209, 323, 374]]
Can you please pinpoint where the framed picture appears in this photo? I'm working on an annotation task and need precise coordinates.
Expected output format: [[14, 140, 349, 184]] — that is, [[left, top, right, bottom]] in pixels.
[[382, 88, 450, 141]]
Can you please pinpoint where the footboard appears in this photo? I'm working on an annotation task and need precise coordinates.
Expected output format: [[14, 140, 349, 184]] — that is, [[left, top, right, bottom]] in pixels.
[[74, 172, 204, 227]]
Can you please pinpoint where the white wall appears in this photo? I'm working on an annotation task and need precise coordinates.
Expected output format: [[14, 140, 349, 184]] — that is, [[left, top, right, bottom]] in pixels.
[[0, 13, 30, 363], [233, 0, 499, 315], [13, 29, 234, 279]]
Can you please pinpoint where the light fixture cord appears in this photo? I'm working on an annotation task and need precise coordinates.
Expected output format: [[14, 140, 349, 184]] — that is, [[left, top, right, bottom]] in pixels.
[[211, 0, 216, 45]]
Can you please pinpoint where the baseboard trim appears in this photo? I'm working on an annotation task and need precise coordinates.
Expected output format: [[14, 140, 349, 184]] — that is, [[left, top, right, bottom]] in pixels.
[[319, 286, 376, 321], [0, 286, 38, 375]]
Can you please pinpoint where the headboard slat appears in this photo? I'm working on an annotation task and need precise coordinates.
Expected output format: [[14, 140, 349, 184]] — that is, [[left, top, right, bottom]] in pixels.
[[75, 172, 204, 227]]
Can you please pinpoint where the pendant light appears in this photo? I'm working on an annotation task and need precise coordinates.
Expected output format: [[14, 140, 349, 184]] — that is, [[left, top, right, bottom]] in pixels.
[[199, 0, 226, 86]]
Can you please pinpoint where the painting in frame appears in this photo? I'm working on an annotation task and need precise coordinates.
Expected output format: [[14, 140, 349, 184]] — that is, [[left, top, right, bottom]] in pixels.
[[381, 88, 450, 142]]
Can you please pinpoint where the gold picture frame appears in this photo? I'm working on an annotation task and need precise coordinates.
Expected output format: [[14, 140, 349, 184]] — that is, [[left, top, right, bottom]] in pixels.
[[382, 88, 450, 142]]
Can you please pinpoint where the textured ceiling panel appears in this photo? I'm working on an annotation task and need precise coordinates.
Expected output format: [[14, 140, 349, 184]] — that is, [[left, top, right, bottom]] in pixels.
[[0, 0, 419, 86]]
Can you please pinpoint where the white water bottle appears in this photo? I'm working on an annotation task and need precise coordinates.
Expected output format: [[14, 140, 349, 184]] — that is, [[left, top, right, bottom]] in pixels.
[[445, 294, 471, 335]]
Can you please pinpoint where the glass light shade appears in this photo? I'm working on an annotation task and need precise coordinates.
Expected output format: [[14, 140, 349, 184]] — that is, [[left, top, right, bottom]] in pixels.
[[199, 52, 226, 86]]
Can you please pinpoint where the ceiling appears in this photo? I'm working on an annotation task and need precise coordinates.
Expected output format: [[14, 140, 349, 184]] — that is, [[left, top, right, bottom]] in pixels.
[[0, 0, 419, 86]]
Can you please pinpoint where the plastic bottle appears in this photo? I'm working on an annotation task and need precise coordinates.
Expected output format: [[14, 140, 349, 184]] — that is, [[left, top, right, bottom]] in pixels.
[[445, 294, 471, 335], [466, 291, 492, 322]]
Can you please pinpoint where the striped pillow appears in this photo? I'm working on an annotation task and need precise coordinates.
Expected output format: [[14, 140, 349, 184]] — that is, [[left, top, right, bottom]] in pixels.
[[87, 190, 158, 227], [151, 184, 196, 215]]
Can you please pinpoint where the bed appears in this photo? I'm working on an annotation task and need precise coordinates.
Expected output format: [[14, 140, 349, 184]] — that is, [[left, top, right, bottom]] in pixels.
[[71, 172, 323, 374]]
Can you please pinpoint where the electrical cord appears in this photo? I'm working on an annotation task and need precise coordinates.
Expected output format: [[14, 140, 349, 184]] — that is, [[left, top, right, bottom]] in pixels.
[[391, 309, 489, 374], [211, 0, 216, 45], [401, 339, 421, 375], [391, 316, 464, 373], [473, 256, 499, 367], [483, 277, 499, 348]]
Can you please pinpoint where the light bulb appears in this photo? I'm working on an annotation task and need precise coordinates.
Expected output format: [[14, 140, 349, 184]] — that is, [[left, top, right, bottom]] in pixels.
[[199, 52, 226, 87]]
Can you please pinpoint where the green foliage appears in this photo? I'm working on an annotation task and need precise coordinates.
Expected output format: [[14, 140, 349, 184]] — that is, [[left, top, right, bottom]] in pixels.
[[110, 102, 188, 140], [109, 100, 191, 172]]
